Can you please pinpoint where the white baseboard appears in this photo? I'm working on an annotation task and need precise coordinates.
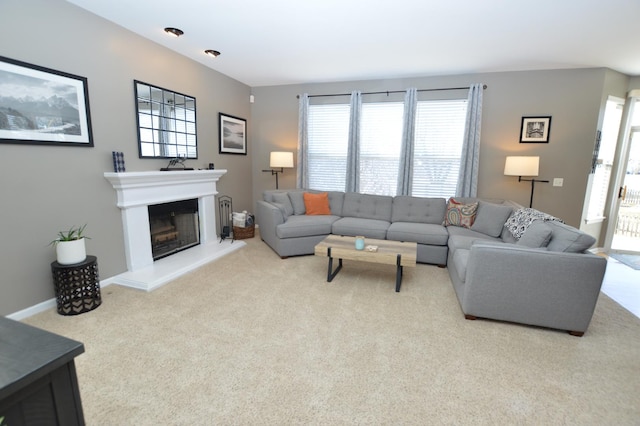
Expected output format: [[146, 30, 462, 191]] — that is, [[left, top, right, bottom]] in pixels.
[[5, 277, 117, 321]]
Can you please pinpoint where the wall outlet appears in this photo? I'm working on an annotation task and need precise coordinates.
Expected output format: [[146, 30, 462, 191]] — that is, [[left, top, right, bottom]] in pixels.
[[553, 178, 564, 187]]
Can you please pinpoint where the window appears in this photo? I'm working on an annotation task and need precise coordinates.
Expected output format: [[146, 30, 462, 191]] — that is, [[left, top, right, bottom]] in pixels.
[[412, 100, 468, 197], [360, 102, 404, 195], [307, 104, 349, 191], [306, 97, 468, 196]]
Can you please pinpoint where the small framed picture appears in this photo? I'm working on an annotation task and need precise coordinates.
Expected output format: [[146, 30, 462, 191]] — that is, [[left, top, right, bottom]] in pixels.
[[219, 113, 247, 155], [520, 116, 551, 143], [0, 55, 94, 147]]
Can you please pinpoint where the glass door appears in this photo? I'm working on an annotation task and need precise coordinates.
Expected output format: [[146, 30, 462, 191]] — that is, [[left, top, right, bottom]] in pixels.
[[611, 127, 640, 254]]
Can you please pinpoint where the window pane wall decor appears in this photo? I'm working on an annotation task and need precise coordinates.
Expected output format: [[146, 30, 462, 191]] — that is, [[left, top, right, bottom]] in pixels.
[[135, 80, 197, 159]]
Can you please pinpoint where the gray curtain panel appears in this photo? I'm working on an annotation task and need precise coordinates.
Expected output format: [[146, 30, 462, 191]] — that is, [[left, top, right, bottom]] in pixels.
[[297, 93, 310, 189], [346, 91, 362, 193], [456, 83, 484, 197], [397, 88, 418, 196]]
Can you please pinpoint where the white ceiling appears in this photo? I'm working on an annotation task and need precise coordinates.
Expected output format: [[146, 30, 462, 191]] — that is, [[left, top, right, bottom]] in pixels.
[[65, 0, 640, 87]]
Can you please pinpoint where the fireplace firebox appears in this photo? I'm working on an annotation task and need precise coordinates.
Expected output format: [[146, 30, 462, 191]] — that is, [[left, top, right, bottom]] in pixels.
[[148, 199, 199, 260]]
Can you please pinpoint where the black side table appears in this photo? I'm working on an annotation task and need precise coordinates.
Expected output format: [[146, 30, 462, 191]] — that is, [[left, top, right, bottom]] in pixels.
[[51, 255, 102, 315]]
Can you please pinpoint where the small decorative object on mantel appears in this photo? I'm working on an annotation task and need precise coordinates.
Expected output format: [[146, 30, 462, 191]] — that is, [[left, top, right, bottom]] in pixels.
[[160, 156, 194, 171], [49, 224, 90, 265], [112, 151, 125, 172]]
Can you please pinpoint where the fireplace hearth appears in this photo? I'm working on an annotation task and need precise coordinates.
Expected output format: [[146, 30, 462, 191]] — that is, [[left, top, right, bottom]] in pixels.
[[104, 170, 245, 291]]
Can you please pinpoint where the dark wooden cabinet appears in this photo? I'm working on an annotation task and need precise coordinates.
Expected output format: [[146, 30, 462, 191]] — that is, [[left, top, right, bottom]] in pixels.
[[0, 317, 85, 425]]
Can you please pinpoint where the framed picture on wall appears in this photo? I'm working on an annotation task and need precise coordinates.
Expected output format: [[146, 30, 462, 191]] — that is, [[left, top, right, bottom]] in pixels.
[[0, 55, 93, 147], [219, 113, 247, 155], [520, 116, 551, 143]]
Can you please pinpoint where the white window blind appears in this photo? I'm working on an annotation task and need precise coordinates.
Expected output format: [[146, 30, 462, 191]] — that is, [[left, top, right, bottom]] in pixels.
[[307, 98, 468, 196], [307, 104, 349, 191], [412, 99, 468, 198]]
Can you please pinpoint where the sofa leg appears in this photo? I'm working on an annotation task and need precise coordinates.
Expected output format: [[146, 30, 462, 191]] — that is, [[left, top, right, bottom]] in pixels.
[[280, 256, 288, 259], [568, 330, 584, 337], [464, 314, 477, 320], [437, 264, 446, 268]]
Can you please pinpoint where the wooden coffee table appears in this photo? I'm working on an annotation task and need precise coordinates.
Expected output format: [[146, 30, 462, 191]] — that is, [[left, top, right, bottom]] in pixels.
[[314, 235, 417, 292]]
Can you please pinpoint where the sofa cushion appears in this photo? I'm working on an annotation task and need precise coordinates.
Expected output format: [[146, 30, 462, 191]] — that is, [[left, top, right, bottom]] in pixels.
[[272, 192, 294, 217], [304, 192, 331, 215], [387, 222, 448, 246], [516, 220, 553, 248], [471, 201, 514, 237], [287, 192, 306, 215], [332, 217, 389, 240], [342, 193, 393, 221], [447, 226, 501, 252], [444, 198, 478, 228], [545, 221, 596, 253], [327, 191, 345, 216], [391, 196, 446, 224], [276, 215, 339, 239]]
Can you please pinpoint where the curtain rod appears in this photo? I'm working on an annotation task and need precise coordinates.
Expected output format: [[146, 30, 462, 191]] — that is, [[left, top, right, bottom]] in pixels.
[[297, 84, 487, 99]]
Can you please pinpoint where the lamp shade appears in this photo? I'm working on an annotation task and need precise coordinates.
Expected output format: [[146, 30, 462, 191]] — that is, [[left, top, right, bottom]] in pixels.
[[504, 156, 539, 177], [270, 151, 294, 168]]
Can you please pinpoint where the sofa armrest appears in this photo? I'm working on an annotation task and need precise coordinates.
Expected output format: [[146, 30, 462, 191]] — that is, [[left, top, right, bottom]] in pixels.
[[463, 243, 607, 333], [255, 200, 285, 245]]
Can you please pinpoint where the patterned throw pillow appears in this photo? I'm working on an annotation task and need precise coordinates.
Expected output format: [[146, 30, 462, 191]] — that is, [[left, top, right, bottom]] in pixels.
[[504, 208, 563, 239], [444, 198, 478, 228]]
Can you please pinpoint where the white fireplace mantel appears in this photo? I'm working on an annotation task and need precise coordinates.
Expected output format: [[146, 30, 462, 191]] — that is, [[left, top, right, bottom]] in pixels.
[[104, 170, 244, 291]]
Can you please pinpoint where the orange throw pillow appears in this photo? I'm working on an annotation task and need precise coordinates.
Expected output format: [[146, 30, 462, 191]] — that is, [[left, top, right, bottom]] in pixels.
[[303, 192, 331, 215]]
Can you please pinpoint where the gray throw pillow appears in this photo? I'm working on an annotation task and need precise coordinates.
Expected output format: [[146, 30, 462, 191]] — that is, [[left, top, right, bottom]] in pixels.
[[516, 220, 552, 248], [545, 221, 596, 253], [471, 201, 513, 237], [272, 192, 293, 217], [288, 192, 306, 215]]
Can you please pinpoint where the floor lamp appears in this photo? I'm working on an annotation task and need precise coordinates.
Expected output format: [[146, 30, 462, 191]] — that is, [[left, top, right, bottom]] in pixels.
[[504, 156, 549, 208], [262, 151, 294, 189]]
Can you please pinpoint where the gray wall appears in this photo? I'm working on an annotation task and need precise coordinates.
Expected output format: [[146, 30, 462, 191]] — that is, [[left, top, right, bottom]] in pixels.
[[0, 0, 253, 316], [251, 69, 629, 232]]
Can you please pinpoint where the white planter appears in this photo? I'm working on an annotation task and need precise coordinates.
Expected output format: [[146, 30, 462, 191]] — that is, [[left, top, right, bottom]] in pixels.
[[56, 238, 87, 265]]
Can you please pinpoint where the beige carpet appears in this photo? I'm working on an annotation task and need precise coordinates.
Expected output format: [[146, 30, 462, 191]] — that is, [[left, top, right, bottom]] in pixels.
[[24, 234, 640, 425]]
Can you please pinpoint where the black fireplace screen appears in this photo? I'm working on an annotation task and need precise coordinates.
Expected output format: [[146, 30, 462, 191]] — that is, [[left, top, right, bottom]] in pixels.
[[148, 199, 199, 260]]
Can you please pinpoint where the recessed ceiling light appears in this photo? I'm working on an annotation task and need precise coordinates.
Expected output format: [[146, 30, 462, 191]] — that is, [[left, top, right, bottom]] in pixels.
[[205, 50, 221, 58], [164, 27, 184, 37]]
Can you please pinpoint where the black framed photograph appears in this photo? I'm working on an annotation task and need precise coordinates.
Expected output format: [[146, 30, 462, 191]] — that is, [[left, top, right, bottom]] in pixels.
[[520, 116, 551, 143], [0, 55, 93, 147], [219, 113, 247, 155]]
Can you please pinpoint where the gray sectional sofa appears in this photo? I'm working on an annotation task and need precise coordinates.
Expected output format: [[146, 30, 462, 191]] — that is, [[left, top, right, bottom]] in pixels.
[[256, 189, 608, 336], [257, 189, 449, 264]]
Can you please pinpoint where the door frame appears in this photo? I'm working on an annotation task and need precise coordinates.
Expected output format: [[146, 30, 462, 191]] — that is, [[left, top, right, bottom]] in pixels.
[[603, 91, 640, 253]]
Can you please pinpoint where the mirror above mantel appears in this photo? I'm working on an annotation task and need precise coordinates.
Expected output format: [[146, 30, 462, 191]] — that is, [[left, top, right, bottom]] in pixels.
[[134, 80, 198, 159]]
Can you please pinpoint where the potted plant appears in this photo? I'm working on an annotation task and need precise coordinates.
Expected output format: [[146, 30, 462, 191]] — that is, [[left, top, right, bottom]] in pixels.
[[50, 224, 90, 265]]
